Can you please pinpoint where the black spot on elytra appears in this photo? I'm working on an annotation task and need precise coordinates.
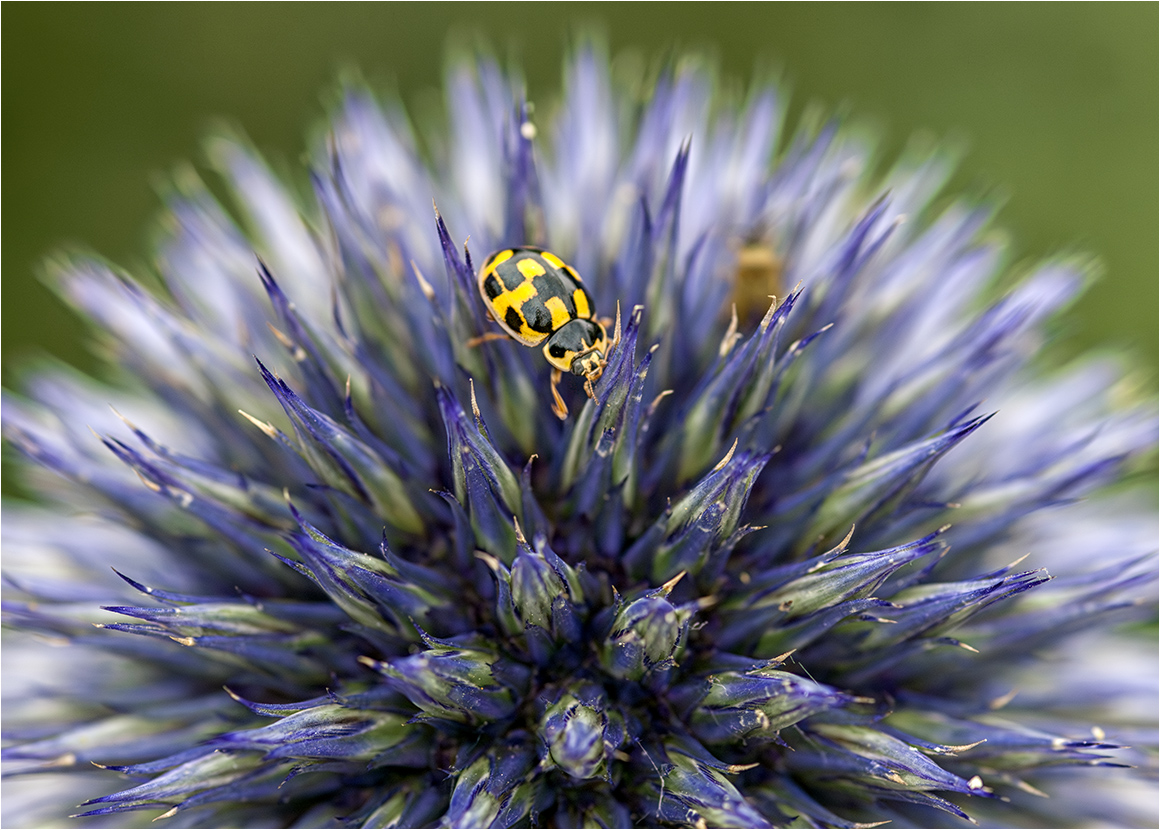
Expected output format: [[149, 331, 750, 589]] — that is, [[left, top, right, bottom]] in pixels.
[[505, 307, 524, 332], [523, 298, 554, 333], [532, 274, 578, 317], [497, 260, 527, 291]]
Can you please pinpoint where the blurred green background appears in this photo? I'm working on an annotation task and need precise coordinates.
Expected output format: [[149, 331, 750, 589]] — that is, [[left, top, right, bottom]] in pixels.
[[3, 3, 1157, 386]]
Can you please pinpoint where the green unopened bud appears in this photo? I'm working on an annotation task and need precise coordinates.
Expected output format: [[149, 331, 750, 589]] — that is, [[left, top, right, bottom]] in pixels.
[[659, 751, 770, 828], [511, 551, 566, 629], [359, 635, 528, 723], [540, 686, 612, 780], [447, 755, 502, 828], [601, 575, 695, 680], [689, 664, 857, 744], [360, 780, 444, 828], [445, 734, 537, 828]]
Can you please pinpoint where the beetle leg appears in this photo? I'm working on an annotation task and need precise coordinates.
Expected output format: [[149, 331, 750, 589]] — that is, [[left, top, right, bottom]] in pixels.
[[466, 331, 511, 348], [550, 369, 569, 420], [584, 374, 599, 402]]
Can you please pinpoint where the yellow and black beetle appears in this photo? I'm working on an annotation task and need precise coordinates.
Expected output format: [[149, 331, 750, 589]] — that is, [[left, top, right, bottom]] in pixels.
[[474, 246, 616, 419]]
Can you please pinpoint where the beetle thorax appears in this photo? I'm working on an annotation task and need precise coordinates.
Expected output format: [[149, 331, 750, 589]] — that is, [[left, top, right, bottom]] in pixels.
[[542, 318, 607, 376]]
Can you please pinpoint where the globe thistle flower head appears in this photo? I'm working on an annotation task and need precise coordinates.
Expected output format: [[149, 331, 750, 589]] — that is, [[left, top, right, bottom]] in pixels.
[[3, 43, 1157, 828]]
